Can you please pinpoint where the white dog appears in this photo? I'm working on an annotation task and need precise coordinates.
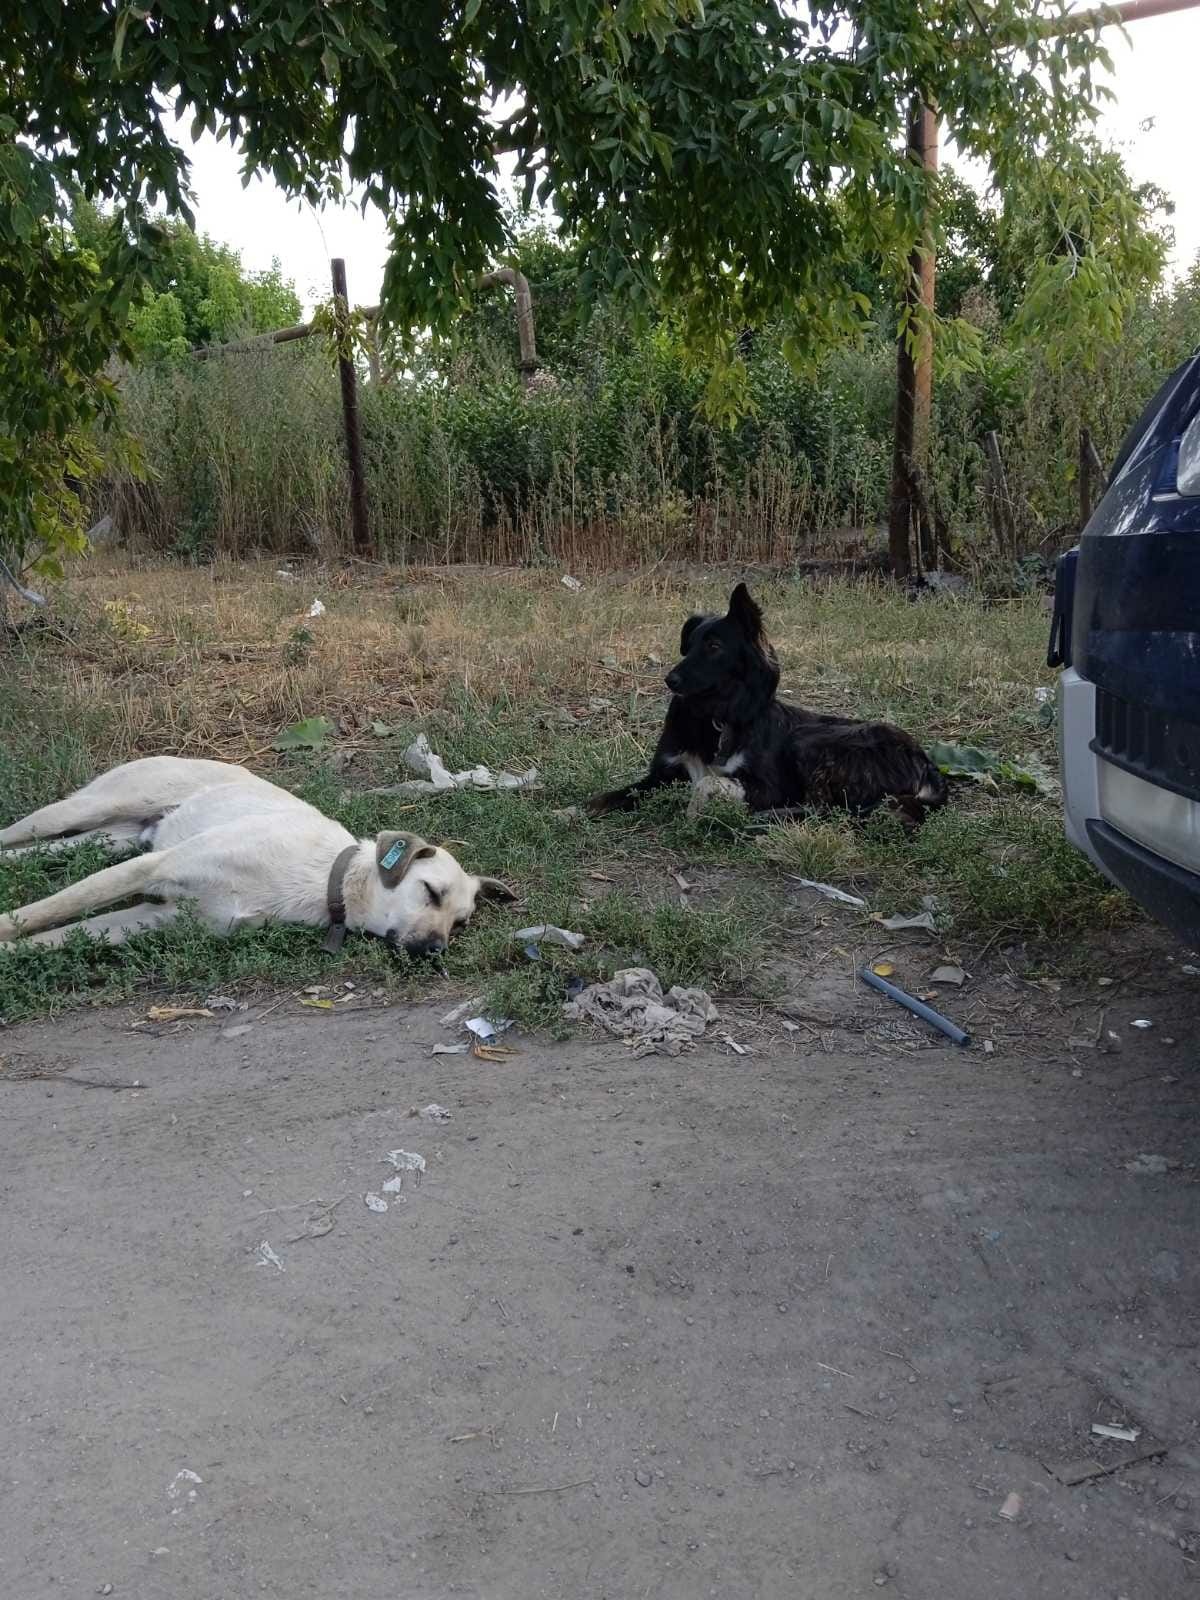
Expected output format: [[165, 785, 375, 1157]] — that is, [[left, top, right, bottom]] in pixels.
[[0, 756, 514, 953]]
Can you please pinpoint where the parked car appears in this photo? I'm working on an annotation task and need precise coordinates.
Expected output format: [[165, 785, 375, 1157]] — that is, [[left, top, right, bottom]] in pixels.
[[1048, 349, 1200, 943]]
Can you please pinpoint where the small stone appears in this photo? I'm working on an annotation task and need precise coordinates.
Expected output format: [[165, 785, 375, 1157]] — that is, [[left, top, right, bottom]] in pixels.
[[1176, 1494, 1192, 1512], [635, 1468, 652, 1488]]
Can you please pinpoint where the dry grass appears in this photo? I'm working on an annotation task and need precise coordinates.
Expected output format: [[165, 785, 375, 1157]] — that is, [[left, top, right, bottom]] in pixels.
[[0, 555, 1132, 1026], [7, 555, 1055, 772]]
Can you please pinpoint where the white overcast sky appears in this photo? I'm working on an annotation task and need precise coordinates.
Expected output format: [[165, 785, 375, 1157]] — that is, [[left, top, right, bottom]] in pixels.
[[180, 9, 1199, 312]]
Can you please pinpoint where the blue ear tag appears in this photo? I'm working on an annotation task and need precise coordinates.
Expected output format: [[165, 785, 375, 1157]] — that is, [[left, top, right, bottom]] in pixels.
[[380, 840, 407, 870]]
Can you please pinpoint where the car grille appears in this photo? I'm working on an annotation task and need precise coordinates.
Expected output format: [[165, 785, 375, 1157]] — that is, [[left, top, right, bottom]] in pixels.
[[1092, 688, 1200, 803]]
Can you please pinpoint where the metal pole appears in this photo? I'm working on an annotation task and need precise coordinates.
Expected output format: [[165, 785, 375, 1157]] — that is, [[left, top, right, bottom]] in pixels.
[[888, 97, 938, 579], [330, 258, 373, 557], [1054, 0, 1199, 30]]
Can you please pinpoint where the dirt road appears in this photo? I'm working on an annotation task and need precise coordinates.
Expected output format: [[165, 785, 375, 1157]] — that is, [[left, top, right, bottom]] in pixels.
[[2, 983, 1199, 1599]]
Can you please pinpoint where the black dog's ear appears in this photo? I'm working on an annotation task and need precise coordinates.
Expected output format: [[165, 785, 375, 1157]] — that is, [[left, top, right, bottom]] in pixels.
[[680, 613, 709, 654], [727, 582, 764, 640]]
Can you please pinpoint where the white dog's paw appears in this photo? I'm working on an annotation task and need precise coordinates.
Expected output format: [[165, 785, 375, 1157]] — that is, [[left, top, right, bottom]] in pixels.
[[686, 773, 746, 818]]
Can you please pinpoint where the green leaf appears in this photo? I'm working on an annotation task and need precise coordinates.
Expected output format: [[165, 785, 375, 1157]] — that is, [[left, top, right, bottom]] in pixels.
[[113, 8, 130, 69], [272, 716, 335, 752]]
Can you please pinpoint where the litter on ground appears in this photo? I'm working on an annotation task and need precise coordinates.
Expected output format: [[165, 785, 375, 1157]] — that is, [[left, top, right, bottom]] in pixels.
[[254, 1241, 285, 1271], [512, 924, 586, 951], [431, 1042, 470, 1055], [465, 1016, 512, 1042], [789, 876, 868, 908], [564, 967, 719, 1057], [441, 996, 482, 1026], [365, 734, 540, 796], [878, 910, 937, 933], [363, 1193, 388, 1213], [929, 964, 966, 987], [386, 1149, 426, 1176], [412, 1103, 452, 1123], [1092, 1423, 1140, 1443]]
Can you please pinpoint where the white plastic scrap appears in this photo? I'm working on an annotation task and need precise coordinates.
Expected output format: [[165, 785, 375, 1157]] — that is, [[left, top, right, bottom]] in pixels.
[[306, 598, 326, 618], [1131, 1019, 1154, 1030], [930, 964, 966, 987], [564, 967, 718, 1057], [167, 1470, 203, 1501], [363, 1192, 389, 1213], [1091, 1423, 1140, 1443], [788, 876, 868, 909], [513, 924, 587, 951], [997, 1492, 1021, 1521], [465, 1016, 512, 1042], [441, 996, 483, 1026], [368, 734, 540, 796], [561, 574, 584, 592], [254, 1240, 285, 1272], [880, 910, 937, 932], [381, 1176, 408, 1198], [415, 1103, 452, 1122], [386, 1149, 426, 1175], [431, 1042, 470, 1056]]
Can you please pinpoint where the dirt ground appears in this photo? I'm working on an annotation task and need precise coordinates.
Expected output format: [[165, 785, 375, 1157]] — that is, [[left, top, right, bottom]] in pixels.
[[3, 961, 1200, 1600]]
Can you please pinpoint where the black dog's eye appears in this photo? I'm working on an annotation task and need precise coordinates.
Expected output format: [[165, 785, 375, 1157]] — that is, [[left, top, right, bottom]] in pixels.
[[426, 885, 443, 907], [705, 638, 722, 654]]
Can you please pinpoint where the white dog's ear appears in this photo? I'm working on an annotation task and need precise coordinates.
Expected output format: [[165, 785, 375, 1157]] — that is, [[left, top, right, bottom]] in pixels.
[[474, 875, 518, 903], [375, 831, 436, 887]]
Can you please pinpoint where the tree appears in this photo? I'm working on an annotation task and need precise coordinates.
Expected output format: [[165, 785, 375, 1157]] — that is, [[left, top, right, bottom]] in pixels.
[[1, 0, 1140, 580], [933, 148, 1171, 329], [72, 198, 302, 360]]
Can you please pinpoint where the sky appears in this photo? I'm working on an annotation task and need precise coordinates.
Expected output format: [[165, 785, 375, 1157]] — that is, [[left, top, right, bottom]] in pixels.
[[179, 8, 1200, 314]]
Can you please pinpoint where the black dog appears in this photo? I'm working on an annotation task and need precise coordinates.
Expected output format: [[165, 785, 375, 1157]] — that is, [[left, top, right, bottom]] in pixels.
[[588, 583, 947, 825]]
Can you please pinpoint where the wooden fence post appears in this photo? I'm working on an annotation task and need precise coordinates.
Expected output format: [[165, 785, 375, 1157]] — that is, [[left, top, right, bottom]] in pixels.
[[330, 258, 373, 557], [1079, 427, 1105, 530], [983, 431, 1017, 556]]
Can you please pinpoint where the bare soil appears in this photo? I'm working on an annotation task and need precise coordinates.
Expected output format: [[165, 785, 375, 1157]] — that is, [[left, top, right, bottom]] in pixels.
[[3, 958, 1200, 1600]]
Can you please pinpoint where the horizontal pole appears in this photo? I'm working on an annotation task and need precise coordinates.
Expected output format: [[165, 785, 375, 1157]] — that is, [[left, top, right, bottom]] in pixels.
[[1058, 0, 1200, 28]]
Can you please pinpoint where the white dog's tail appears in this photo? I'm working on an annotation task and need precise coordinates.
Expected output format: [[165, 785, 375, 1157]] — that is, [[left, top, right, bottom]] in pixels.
[[0, 854, 157, 942]]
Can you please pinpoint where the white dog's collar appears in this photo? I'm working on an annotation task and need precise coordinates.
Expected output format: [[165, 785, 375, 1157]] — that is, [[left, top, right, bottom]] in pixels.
[[322, 844, 359, 953]]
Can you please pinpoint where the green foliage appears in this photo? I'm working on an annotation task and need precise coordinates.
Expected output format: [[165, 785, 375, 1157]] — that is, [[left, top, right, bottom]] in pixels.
[[0, 125, 146, 582], [72, 196, 303, 360], [2, 0, 1148, 579]]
